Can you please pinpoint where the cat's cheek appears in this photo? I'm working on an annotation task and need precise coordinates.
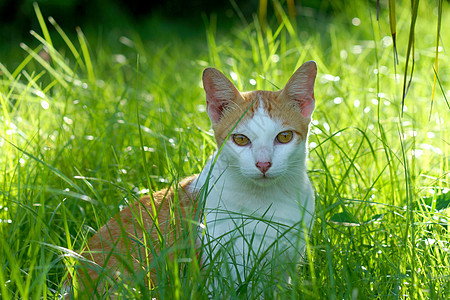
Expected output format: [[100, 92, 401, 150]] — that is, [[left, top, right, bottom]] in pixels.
[[222, 143, 252, 168], [223, 142, 242, 157], [225, 145, 260, 177], [269, 157, 286, 177], [233, 146, 251, 161], [271, 143, 299, 171], [241, 150, 257, 170]]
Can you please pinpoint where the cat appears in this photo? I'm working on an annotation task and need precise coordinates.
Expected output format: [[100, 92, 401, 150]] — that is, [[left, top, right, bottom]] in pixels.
[[74, 61, 317, 297]]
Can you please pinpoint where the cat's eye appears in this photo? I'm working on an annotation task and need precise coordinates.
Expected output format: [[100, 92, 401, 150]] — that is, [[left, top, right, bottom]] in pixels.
[[276, 131, 294, 144], [232, 134, 250, 146]]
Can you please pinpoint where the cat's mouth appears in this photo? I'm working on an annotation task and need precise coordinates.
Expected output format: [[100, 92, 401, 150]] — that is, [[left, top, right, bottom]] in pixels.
[[239, 167, 281, 184], [249, 172, 280, 185]]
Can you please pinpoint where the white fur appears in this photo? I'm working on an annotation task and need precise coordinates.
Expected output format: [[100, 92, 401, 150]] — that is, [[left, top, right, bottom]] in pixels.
[[191, 104, 315, 286]]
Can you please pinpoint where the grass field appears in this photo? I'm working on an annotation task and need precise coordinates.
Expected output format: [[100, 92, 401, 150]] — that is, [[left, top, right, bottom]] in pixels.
[[1, 0, 449, 299]]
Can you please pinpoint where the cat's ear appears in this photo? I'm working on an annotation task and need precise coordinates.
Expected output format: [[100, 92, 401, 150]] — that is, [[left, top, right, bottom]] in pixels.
[[203, 67, 241, 123], [282, 60, 317, 118]]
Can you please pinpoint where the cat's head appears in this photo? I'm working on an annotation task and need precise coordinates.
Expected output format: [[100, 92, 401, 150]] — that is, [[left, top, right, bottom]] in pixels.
[[202, 61, 317, 186]]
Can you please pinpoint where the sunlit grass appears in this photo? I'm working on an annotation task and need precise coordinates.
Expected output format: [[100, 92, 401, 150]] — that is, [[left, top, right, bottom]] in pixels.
[[1, 0, 449, 298]]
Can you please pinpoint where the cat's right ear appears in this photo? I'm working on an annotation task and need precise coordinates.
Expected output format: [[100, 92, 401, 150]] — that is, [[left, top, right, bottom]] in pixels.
[[202, 68, 241, 124], [282, 61, 317, 118]]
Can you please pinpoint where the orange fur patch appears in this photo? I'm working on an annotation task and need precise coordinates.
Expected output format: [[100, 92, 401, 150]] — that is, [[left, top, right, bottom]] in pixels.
[[77, 175, 198, 294]]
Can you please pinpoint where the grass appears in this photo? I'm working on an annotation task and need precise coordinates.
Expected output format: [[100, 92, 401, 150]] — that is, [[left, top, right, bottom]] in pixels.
[[1, 0, 449, 298]]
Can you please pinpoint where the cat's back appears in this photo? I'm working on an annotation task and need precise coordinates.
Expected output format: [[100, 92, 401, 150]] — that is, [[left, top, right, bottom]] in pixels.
[[78, 175, 199, 292]]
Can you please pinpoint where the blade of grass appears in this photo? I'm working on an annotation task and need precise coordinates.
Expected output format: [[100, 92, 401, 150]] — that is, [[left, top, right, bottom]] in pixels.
[[19, 43, 69, 89], [76, 27, 95, 82], [429, 0, 443, 119], [0, 250, 10, 300], [388, 0, 399, 65], [401, 0, 419, 115], [29, 30, 75, 77], [4, 138, 85, 194], [286, 0, 296, 22], [432, 67, 449, 110], [48, 16, 86, 72], [204, 15, 221, 69], [9, 48, 39, 79], [33, 2, 53, 47], [0, 234, 27, 298], [21, 70, 50, 100], [272, 0, 300, 49], [258, 0, 267, 32], [254, 15, 268, 72], [369, 0, 401, 208], [0, 276, 9, 300], [229, 0, 248, 26]]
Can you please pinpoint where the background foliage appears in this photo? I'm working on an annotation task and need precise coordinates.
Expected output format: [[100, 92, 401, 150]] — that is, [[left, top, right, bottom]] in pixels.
[[0, 0, 449, 298]]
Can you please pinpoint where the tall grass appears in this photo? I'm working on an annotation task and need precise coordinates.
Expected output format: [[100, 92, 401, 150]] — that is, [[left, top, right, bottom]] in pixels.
[[1, 0, 449, 298]]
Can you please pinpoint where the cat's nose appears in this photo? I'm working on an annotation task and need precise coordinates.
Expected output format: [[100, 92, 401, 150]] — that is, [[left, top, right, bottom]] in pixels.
[[256, 161, 272, 174]]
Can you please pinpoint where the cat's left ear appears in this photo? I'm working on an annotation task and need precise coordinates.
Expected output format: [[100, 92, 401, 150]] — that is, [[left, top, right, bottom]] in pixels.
[[282, 60, 317, 118], [202, 67, 241, 124]]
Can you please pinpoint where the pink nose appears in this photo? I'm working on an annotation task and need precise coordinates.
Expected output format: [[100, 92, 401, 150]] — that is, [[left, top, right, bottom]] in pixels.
[[256, 161, 272, 174]]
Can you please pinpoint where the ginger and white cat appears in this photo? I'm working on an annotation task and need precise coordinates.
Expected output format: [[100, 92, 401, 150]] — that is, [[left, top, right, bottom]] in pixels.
[[75, 61, 317, 296]]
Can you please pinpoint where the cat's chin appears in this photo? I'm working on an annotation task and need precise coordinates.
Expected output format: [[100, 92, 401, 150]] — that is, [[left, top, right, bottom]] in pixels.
[[247, 174, 280, 187]]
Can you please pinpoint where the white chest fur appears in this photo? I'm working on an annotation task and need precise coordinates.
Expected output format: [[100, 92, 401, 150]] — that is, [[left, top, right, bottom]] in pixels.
[[192, 157, 315, 282]]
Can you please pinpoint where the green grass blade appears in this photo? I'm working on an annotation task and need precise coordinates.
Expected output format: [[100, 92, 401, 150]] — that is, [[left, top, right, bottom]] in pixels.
[[19, 43, 68, 88], [9, 49, 38, 79], [432, 67, 450, 110], [4, 138, 84, 194], [204, 15, 221, 69], [401, 0, 419, 114], [272, 0, 299, 48], [48, 16, 86, 71], [76, 27, 95, 82], [258, 0, 267, 31], [29, 30, 75, 77], [0, 234, 26, 298], [388, 0, 398, 64], [0, 258, 11, 300], [33, 2, 52, 47], [429, 0, 443, 119]]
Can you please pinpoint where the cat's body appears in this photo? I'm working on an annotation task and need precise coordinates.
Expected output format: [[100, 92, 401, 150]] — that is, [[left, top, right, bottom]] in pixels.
[[76, 61, 317, 295]]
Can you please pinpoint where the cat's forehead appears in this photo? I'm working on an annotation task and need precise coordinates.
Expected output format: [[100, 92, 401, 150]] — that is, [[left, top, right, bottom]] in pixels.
[[240, 91, 308, 134], [240, 90, 280, 115], [212, 89, 310, 146], [235, 101, 282, 136]]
